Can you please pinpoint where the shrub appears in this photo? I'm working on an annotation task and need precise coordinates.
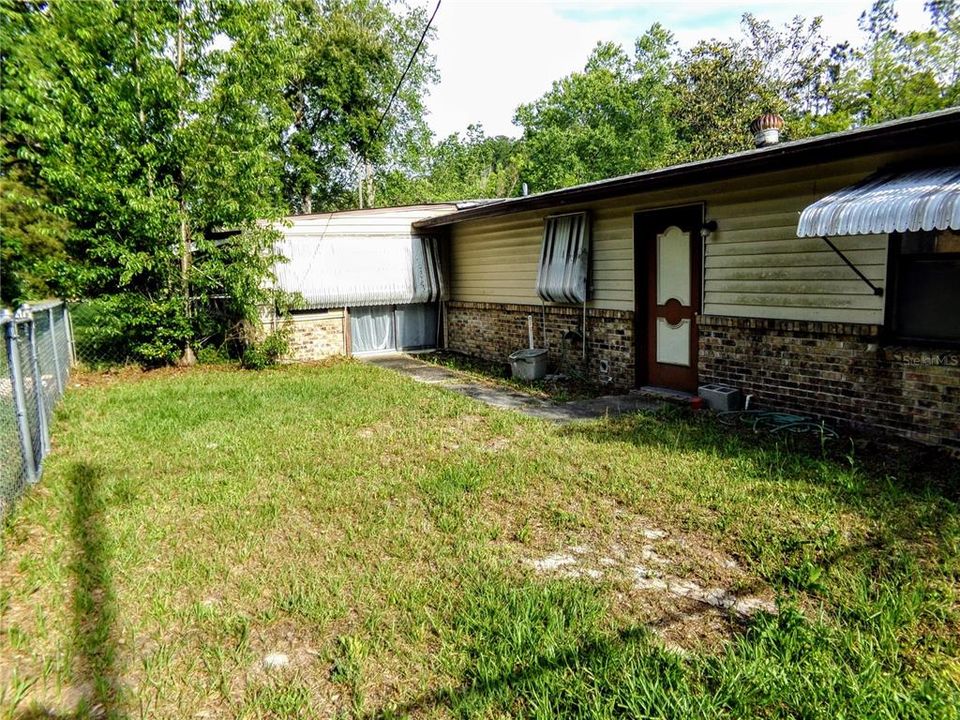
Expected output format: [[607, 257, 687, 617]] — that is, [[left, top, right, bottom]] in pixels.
[[241, 329, 289, 370], [195, 345, 231, 365]]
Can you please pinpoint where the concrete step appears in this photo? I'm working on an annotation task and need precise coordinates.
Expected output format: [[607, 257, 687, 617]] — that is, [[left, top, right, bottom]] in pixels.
[[631, 386, 697, 406]]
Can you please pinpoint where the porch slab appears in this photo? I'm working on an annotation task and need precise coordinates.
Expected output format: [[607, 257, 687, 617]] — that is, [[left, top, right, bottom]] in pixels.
[[632, 386, 698, 405]]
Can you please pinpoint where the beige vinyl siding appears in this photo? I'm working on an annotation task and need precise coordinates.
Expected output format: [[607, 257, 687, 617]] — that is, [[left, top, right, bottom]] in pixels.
[[446, 151, 929, 324], [450, 206, 636, 309], [703, 181, 886, 323]]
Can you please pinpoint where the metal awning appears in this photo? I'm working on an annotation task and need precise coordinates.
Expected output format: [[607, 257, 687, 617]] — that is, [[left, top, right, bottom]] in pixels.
[[273, 233, 443, 309], [797, 167, 960, 237]]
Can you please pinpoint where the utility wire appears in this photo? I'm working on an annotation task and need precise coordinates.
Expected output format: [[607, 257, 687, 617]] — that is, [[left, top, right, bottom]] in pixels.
[[370, 0, 441, 149], [355, 0, 441, 207]]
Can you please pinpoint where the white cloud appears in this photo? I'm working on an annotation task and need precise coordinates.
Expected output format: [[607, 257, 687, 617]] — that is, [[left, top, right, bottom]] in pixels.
[[422, 0, 932, 139]]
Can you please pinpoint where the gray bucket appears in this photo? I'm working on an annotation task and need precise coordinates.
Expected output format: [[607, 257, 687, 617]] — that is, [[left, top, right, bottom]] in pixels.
[[509, 348, 548, 381]]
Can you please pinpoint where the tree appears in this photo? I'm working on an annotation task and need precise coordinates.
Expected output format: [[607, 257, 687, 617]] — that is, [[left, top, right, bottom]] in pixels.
[[280, 0, 437, 213], [2, 0, 292, 363], [513, 26, 678, 193], [430, 126, 520, 200], [376, 124, 520, 205], [825, 0, 958, 127], [926, 0, 960, 99], [740, 14, 832, 129], [0, 164, 70, 306], [670, 39, 776, 160]]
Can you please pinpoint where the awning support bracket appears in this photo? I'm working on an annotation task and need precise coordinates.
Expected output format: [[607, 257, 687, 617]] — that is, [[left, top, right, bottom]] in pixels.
[[820, 236, 884, 296]]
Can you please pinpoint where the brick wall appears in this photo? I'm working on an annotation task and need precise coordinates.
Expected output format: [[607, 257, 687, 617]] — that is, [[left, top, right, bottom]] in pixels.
[[446, 300, 635, 388], [284, 310, 346, 361], [698, 315, 960, 451]]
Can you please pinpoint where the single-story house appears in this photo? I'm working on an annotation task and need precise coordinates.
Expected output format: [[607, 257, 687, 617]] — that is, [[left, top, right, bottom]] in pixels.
[[270, 108, 960, 451]]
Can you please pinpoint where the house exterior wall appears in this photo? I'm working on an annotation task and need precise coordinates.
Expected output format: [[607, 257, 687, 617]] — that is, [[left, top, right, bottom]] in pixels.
[[446, 301, 634, 387], [448, 152, 923, 322], [443, 142, 959, 449], [698, 315, 960, 451], [285, 310, 346, 361]]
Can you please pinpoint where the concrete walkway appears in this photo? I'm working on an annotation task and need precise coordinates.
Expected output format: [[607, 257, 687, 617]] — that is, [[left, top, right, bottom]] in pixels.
[[363, 354, 659, 422]]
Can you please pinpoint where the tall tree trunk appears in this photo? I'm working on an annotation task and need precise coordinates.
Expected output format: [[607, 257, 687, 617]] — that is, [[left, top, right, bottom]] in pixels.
[[176, 0, 195, 366], [358, 162, 364, 209], [177, 209, 195, 366], [365, 159, 374, 208]]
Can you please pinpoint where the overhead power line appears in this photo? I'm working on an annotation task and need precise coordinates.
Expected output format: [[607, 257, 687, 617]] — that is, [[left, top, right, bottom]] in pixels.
[[355, 0, 440, 208], [369, 0, 442, 149]]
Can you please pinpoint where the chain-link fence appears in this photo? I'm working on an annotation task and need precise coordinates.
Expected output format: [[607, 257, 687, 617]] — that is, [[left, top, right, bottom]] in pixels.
[[69, 299, 133, 366], [1, 301, 73, 520]]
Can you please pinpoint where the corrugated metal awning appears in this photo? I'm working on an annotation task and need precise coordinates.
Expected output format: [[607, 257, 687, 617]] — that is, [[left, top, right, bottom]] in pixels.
[[273, 233, 443, 309], [797, 166, 960, 237], [537, 213, 590, 304]]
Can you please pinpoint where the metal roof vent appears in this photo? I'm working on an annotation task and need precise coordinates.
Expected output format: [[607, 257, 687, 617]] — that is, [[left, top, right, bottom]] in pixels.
[[750, 113, 784, 148]]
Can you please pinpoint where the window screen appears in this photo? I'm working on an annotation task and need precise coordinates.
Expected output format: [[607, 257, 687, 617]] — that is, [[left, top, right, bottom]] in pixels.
[[536, 213, 590, 304], [889, 229, 960, 344], [396, 303, 438, 351]]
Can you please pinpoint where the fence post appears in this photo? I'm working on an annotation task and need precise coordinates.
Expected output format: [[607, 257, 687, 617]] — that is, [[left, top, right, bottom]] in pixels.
[[65, 303, 77, 366], [48, 305, 64, 396], [3, 309, 38, 485], [22, 305, 51, 456]]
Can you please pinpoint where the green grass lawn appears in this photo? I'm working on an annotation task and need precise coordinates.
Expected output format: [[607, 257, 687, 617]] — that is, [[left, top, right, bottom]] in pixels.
[[1, 360, 958, 719]]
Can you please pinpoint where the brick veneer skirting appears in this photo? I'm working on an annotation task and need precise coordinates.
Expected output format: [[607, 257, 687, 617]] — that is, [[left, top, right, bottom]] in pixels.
[[445, 300, 635, 388], [698, 315, 960, 450], [285, 310, 346, 361]]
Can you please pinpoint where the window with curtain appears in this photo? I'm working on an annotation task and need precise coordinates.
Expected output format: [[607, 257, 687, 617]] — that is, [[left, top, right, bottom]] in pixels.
[[536, 212, 590, 304]]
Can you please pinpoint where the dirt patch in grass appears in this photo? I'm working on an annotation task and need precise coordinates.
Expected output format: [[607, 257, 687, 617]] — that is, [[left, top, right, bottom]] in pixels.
[[514, 508, 778, 651]]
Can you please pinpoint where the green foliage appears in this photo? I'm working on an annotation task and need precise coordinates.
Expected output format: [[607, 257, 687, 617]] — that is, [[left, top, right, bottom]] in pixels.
[[281, 0, 437, 213], [70, 295, 191, 367], [514, 27, 678, 193], [393, 2, 960, 199], [194, 345, 230, 365], [670, 16, 830, 160], [377, 124, 521, 204], [0, 164, 71, 305], [671, 40, 775, 161], [241, 327, 290, 370], [822, 0, 960, 127], [2, 0, 295, 363]]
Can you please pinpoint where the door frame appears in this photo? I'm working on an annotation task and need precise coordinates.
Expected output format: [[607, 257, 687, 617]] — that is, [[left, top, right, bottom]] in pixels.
[[633, 204, 705, 389]]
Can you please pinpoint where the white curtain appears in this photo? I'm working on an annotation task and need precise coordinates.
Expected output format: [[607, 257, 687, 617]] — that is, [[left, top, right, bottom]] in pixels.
[[397, 304, 438, 350], [349, 303, 439, 353], [350, 306, 395, 353]]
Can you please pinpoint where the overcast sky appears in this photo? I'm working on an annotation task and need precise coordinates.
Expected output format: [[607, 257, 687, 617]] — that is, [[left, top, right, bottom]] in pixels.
[[423, 0, 932, 139]]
